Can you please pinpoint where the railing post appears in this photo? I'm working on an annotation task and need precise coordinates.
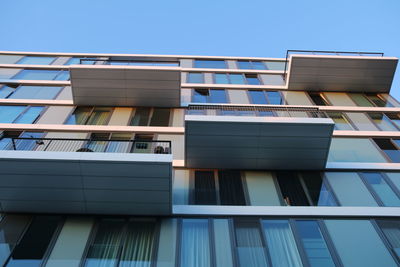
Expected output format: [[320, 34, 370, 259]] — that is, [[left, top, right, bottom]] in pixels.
[[11, 138, 16, 150]]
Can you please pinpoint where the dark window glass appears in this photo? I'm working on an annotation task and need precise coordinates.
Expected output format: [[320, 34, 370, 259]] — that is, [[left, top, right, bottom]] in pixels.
[[385, 113, 400, 129], [17, 56, 56, 65], [309, 92, 328, 106], [130, 108, 151, 126], [187, 73, 204, 83], [276, 172, 309, 206], [294, 220, 336, 267], [376, 220, 400, 259], [326, 112, 353, 130], [150, 108, 170, 126], [192, 89, 209, 103], [209, 89, 227, 103], [66, 107, 111, 125], [245, 74, 261, 85], [361, 173, 400, 206], [194, 171, 217, 205], [373, 138, 400, 163], [218, 170, 246, 205], [234, 220, 269, 267], [366, 93, 394, 107], [249, 91, 268, 104], [5, 216, 61, 267], [194, 60, 226, 69], [301, 172, 337, 206]]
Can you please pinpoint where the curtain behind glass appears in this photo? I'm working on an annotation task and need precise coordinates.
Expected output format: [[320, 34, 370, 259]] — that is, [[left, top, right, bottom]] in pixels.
[[119, 220, 156, 267], [180, 219, 211, 267], [262, 220, 303, 267], [235, 221, 269, 267], [86, 108, 112, 125], [84, 219, 124, 267], [218, 170, 246, 205]]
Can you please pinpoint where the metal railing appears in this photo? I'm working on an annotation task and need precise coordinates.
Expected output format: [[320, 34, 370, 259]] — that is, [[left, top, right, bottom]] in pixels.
[[186, 104, 328, 118], [1, 137, 171, 154], [79, 58, 180, 67], [283, 49, 385, 78]]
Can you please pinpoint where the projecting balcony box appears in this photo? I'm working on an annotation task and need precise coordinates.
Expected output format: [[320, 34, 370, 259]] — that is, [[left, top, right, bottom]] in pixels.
[[286, 51, 398, 93], [185, 105, 334, 170], [70, 59, 181, 107], [0, 138, 172, 215]]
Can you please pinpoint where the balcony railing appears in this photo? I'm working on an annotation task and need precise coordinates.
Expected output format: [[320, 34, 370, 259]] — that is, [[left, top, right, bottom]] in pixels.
[[0, 137, 171, 154], [79, 58, 180, 67], [186, 104, 328, 118]]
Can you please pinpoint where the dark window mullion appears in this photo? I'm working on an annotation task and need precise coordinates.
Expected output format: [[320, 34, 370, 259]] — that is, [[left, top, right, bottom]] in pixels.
[[257, 218, 273, 267], [288, 219, 311, 267], [358, 172, 385, 206]]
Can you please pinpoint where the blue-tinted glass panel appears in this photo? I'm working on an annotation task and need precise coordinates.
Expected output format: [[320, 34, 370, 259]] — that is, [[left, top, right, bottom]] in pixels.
[[229, 74, 246, 84], [0, 106, 25, 123], [373, 139, 400, 163], [368, 113, 398, 131], [194, 60, 226, 69], [237, 61, 252, 69], [246, 75, 261, 85], [13, 70, 59, 80], [192, 89, 208, 103], [209, 89, 227, 103], [249, 91, 268, 104], [187, 73, 204, 83], [377, 220, 400, 259], [235, 221, 269, 267], [180, 219, 211, 267], [17, 56, 55, 65], [295, 220, 335, 267], [0, 85, 17, 98], [215, 74, 229, 84], [262, 220, 303, 267], [362, 173, 400, 206], [64, 58, 81, 65], [0, 55, 23, 64], [54, 71, 70, 81], [10, 86, 62, 100], [14, 106, 43, 124], [252, 61, 267, 70], [266, 91, 283, 105]]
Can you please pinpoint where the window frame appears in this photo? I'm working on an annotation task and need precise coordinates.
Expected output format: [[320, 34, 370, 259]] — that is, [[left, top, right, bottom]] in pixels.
[[64, 106, 114, 125], [128, 107, 171, 127], [358, 172, 400, 207]]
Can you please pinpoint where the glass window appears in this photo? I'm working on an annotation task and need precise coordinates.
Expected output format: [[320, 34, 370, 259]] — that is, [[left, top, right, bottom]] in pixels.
[[0, 106, 26, 123], [325, 220, 398, 267], [266, 91, 283, 104], [328, 138, 387, 163], [17, 56, 56, 65], [245, 171, 281, 206], [376, 220, 400, 260], [385, 113, 400, 129], [218, 170, 246, 205], [367, 93, 394, 107], [249, 90, 268, 104], [65, 107, 92, 125], [245, 74, 261, 85], [213, 219, 234, 267], [386, 172, 400, 192], [14, 106, 44, 124], [262, 220, 302, 267], [214, 73, 229, 84], [277, 172, 309, 206], [234, 220, 269, 267], [294, 220, 336, 267], [368, 113, 398, 131], [13, 69, 69, 80], [0, 55, 23, 64], [0, 85, 18, 98], [5, 216, 62, 267], [194, 60, 226, 69], [179, 219, 211, 267], [130, 107, 151, 126], [9, 86, 62, 100], [106, 133, 132, 153], [301, 172, 337, 206], [229, 74, 246, 84], [349, 93, 375, 106], [209, 89, 227, 103], [373, 138, 400, 163], [308, 92, 328, 105], [187, 73, 204, 83], [149, 108, 170, 126], [85, 107, 112, 125], [237, 60, 266, 70], [326, 112, 354, 130], [0, 68, 22, 79], [64, 57, 82, 65], [192, 89, 208, 103], [265, 61, 286, 70], [261, 74, 285, 85], [193, 171, 217, 205], [361, 172, 400, 206]]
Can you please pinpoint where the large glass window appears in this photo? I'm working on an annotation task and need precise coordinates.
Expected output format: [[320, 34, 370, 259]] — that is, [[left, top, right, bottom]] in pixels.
[[5, 216, 62, 267], [0, 68, 22, 79], [187, 72, 204, 83], [376, 220, 400, 260], [262, 220, 303, 267], [373, 138, 400, 163], [326, 112, 354, 130], [12, 69, 70, 80], [129, 108, 170, 126], [368, 113, 399, 131], [17, 56, 56, 65], [361, 172, 400, 206], [237, 60, 266, 70], [0, 105, 43, 124], [245, 74, 261, 85], [194, 60, 226, 69], [192, 89, 227, 103], [4, 85, 62, 100], [65, 107, 112, 125], [234, 220, 269, 267], [350, 93, 396, 107], [179, 219, 211, 267], [0, 55, 23, 64], [265, 61, 286, 70], [294, 220, 336, 267]]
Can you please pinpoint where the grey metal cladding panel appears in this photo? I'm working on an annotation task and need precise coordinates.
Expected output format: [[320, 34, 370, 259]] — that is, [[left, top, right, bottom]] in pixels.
[[80, 161, 171, 178], [186, 158, 259, 170], [72, 79, 126, 89], [0, 174, 82, 188], [0, 159, 81, 175], [125, 80, 180, 89], [256, 159, 327, 170], [186, 147, 259, 158], [125, 98, 179, 107], [124, 69, 180, 81], [0, 187, 85, 201], [86, 202, 171, 215], [186, 121, 261, 136], [73, 87, 126, 97], [258, 123, 333, 137], [0, 201, 85, 214], [83, 176, 170, 190], [74, 97, 128, 106], [71, 68, 126, 79], [84, 189, 170, 203]]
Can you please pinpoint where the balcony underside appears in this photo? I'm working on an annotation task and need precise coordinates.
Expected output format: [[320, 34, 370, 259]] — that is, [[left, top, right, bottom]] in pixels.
[[0, 151, 172, 215], [287, 55, 398, 92], [185, 115, 334, 170], [70, 65, 181, 107]]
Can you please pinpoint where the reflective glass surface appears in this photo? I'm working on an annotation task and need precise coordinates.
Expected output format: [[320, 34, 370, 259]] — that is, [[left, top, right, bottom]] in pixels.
[[362, 172, 400, 206], [194, 60, 226, 69], [17, 56, 55, 65]]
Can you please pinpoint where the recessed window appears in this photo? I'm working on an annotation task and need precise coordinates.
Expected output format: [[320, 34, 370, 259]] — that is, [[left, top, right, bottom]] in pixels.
[[17, 56, 56, 65], [367, 113, 398, 131], [326, 112, 354, 130], [308, 92, 329, 105], [0, 85, 62, 100], [194, 60, 226, 69], [187, 72, 204, 83], [65, 107, 112, 125], [373, 138, 400, 163], [0, 105, 43, 124], [192, 89, 227, 103], [245, 74, 261, 85], [237, 60, 266, 70], [129, 108, 170, 126], [249, 90, 283, 105]]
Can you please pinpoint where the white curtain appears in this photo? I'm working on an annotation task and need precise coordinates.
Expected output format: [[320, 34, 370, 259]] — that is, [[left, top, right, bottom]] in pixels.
[[262, 220, 303, 267], [180, 219, 210, 267]]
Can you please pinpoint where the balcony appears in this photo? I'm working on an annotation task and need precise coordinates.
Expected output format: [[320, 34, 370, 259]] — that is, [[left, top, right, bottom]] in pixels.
[[285, 50, 398, 93], [0, 137, 172, 215], [70, 58, 181, 107], [185, 105, 334, 170]]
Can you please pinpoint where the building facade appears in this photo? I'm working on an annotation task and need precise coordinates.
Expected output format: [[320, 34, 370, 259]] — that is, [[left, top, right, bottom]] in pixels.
[[0, 50, 399, 266]]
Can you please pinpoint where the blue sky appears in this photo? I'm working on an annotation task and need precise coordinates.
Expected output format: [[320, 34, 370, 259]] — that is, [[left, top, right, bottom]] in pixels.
[[1, 0, 400, 98]]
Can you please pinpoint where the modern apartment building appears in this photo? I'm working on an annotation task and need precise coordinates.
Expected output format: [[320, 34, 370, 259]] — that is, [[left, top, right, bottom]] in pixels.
[[0, 50, 399, 266]]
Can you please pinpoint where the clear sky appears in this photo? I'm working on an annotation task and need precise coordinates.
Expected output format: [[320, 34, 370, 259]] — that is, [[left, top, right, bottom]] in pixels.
[[1, 0, 400, 98]]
